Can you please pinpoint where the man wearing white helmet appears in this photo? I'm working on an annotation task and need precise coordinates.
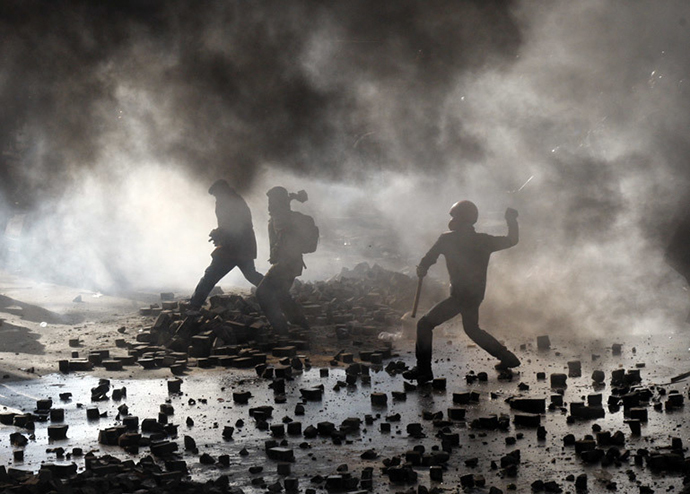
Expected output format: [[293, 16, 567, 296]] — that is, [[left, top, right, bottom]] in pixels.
[[404, 200, 520, 383]]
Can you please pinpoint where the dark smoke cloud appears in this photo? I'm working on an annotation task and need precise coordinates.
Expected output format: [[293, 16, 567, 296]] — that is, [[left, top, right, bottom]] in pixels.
[[0, 0, 521, 201], [3, 0, 690, 341]]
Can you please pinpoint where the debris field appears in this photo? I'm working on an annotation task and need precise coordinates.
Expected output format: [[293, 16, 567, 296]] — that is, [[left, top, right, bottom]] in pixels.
[[1, 264, 690, 493]]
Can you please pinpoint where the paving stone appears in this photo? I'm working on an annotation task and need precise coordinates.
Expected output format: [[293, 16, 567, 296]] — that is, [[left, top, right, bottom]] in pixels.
[[447, 407, 466, 421], [233, 391, 252, 404], [453, 392, 471, 404], [592, 370, 605, 383], [50, 408, 64, 422], [370, 392, 387, 406], [570, 402, 605, 420], [300, 387, 323, 400], [117, 432, 141, 447], [273, 346, 297, 358], [508, 398, 545, 414], [550, 373, 567, 387], [141, 418, 164, 433], [69, 359, 93, 371], [537, 335, 551, 350], [41, 462, 77, 478], [432, 378, 446, 390], [184, 435, 197, 451], [513, 414, 541, 427], [150, 440, 178, 456], [103, 360, 123, 371], [668, 392, 684, 407], [47, 424, 68, 440], [267, 447, 294, 462], [406, 423, 423, 437], [429, 465, 443, 481], [10, 433, 28, 447]]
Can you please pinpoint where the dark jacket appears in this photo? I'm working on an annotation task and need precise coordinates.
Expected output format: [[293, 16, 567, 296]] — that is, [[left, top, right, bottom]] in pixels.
[[419, 219, 518, 300], [214, 190, 257, 260], [268, 211, 304, 275]]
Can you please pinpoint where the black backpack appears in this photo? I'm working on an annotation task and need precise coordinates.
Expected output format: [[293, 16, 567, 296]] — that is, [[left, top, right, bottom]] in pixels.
[[292, 211, 319, 254]]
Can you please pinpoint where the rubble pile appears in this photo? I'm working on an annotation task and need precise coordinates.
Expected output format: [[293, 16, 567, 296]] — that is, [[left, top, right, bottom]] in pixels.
[[57, 263, 430, 375], [0, 453, 246, 494], [311, 261, 423, 312], [8, 335, 690, 493], [8, 265, 690, 492]]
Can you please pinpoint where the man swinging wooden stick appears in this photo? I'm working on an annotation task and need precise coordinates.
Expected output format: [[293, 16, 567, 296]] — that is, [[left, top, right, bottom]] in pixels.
[[404, 200, 521, 383]]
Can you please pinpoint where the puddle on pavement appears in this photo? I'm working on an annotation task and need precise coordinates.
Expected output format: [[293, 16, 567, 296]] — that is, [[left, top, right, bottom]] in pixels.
[[1, 330, 690, 493]]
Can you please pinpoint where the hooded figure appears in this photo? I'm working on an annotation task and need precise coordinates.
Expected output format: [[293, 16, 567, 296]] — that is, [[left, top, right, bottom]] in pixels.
[[255, 186, 313, 334], [404, 201, 521, 383], [189, 180, 263, 310]]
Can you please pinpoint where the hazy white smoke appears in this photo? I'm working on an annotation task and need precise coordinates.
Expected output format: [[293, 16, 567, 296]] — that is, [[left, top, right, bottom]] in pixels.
[[2, 1, 690, 337]]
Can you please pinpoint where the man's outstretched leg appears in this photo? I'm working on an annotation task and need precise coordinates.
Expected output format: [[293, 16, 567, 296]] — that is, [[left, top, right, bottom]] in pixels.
[[238, 260, 264, 287], [256, 268, 290, 335], [404, 297, 462, 383], [460, 303, 520, 369], [190, 258, 235, 310], [280, 291, 310, 331]]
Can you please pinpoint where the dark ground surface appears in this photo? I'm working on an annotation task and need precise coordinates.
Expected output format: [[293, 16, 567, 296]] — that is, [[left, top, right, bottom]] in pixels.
[[2, 269, 690, 493], [2, 323, 690, 493]]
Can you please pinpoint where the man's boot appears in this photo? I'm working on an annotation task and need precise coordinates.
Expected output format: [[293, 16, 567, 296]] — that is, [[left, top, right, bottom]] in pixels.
[[403, 366, 434, 384], [404, 342, 434, 384], [494, 350, 521, 370]]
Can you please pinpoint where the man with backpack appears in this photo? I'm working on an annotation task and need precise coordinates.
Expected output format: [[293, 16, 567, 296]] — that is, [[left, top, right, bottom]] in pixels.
[[404, 200, 520, 383], [256, 186, 318, 335], [188, 179, 263, 310]]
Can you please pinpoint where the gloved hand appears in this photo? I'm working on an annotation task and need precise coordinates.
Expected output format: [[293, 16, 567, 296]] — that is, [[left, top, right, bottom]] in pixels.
[[505, 208, 518, 221], [416, 265, 428, 278]]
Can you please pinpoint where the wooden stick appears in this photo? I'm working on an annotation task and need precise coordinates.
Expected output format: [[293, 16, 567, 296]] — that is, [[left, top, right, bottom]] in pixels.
[[671, 370, 690, 383], [411, 276, 423, 318]]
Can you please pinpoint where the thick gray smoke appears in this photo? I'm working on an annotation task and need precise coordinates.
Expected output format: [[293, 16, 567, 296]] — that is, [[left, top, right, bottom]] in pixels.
[[0, 0, 520, 198], [2, 1, 690, 338]]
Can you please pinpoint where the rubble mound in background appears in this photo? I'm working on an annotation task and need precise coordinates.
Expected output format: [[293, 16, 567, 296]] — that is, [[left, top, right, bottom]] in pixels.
[[139, 263, 425, 362], [57, 263, 431, 375]]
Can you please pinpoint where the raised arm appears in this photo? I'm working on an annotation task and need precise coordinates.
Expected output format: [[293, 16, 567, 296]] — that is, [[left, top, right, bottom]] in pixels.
[[487, 208, 519, 252], [505, 207, 519, 246]]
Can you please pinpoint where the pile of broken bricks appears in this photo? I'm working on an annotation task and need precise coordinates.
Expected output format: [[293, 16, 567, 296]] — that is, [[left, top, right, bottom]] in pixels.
[[5, 331, 690, 494], [7, 262, 690, 492], [57, 262, 427, 376]]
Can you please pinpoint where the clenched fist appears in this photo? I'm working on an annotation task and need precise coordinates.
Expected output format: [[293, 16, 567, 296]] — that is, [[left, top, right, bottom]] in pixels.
[[505, 208, 518, 221]]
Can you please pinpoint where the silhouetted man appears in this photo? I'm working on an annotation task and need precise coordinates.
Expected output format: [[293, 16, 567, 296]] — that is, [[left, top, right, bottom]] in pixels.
[[189, 180, 263, 310], [256, 186, 316, 335], [404, 200, 520, 383]]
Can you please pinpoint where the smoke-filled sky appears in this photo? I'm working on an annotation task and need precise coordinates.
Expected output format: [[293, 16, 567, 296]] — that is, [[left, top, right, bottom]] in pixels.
[[2, 1, 690, 337]]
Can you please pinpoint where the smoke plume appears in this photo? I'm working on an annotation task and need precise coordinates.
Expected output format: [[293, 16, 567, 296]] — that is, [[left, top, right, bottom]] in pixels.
[[2, 1, 690, 338]]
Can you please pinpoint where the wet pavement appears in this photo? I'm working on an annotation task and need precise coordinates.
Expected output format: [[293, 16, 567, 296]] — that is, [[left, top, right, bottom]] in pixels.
[[2, 327, 690, 493]]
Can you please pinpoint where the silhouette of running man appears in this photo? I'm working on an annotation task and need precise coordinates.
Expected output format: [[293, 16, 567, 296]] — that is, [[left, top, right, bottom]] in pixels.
[[189, 180, 263, 310], [255, 186, 313, 335]]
